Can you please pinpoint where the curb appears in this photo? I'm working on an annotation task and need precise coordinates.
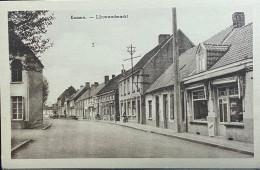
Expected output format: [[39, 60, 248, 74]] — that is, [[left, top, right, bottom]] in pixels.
[[42, 122, 53, 130], [11, 139, 31, 153], [99, 121, 254, 156]]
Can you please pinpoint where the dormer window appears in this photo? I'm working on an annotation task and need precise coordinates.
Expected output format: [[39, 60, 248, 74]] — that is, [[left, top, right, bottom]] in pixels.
[[196, 43, 207, 73], [196, 43, 230, 73]]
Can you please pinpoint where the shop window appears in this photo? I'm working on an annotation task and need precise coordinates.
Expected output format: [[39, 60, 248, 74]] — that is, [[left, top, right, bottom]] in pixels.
[[218, 85, 243, 123], [148, 100, 152, 118], [127, 102, 131, 116], [12, 96, 23, 120], [192, 90, 208, 121]]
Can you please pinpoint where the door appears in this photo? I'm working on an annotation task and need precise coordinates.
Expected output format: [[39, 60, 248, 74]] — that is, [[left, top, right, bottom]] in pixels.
[[137, 100, 141, 123], [156, 96, 159, 127], [163, 94, 168, 128], [218, 97, 227, 136]]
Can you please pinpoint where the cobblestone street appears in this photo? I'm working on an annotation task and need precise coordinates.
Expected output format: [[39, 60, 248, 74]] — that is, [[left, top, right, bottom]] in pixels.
[[11, 119, 252, 158]]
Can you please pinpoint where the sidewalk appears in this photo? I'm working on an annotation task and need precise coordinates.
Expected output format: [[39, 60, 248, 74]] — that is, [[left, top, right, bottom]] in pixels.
[[98, 120, 254, 156]]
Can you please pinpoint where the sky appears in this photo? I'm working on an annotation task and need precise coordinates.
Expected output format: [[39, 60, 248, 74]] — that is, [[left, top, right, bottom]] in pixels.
[[40, 6, 253, 106]]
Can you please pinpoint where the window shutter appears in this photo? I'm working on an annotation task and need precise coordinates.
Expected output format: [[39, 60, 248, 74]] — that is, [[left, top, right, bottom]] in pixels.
[[23, 97, 29, 121]]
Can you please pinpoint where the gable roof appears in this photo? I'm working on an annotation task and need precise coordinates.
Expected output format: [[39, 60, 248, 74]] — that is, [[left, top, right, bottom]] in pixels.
[[121, 30, 194, 80], [145, 23, 253, 94], [97, 74, 123, 95], [57, 86, 76, 105], [145, 46, 198, 94], [76, 83, 105, 102], [69, 86, 89, 101], [210, 23, 252, 69], [9, 32, 44, 68]]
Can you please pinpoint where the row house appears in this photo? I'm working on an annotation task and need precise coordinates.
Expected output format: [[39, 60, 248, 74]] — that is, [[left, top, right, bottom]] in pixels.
[[9, 32, 44, 129], [144, 12, 253, 143], [67, 82, 90, 117], [118, 31, 194, 124], [96, 74, 122, 121], [76, 82, 105, 119], [56, 86, 76, 117]]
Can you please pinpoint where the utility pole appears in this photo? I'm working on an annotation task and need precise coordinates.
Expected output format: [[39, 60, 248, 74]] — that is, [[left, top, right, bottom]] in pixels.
[[125, 45, 141, 91], [172, 8, 182, 133]]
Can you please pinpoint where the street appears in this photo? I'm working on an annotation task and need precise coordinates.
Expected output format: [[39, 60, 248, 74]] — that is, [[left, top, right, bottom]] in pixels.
[[11, 119, 252, 158]]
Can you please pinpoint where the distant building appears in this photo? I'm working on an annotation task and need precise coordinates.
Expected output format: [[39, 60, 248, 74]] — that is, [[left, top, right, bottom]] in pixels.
[[9, 32, 44, 129], [43, 105, 53, 118], [118, 31, 194, 124], [56, 86, 76, 117], [96, 74, 122, 121], [76, 82, 105, 120], [68, 83, 91, 118]]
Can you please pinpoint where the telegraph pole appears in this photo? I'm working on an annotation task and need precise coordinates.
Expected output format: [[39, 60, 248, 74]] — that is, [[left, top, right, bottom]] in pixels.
[[125, 45, 141, 91], [172, 8, 182, 133]]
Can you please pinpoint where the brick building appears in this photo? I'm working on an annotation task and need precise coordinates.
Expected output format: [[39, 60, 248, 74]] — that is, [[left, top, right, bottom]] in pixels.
[[76, 82, 105, 119], [56, 86, 76, 117], [118, 31, 194, 124], [145, 12, 253, 143], [96, 74, 122, 121]]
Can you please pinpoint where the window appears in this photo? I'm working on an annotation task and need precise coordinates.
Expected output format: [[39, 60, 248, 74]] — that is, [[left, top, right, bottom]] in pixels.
[[127, 79, 130, 93], [192, 90, 208, 121], [132, 101, 136, 115], [12, 96, 23, 120], [121, 103, 123, 115], [218, 84, 243, 123], [11, 60, 23, 82], [148, 100, 152, 118], [170, 94, 174, 119], [196, 44, 206, 73], [127, 102, 131, 115]]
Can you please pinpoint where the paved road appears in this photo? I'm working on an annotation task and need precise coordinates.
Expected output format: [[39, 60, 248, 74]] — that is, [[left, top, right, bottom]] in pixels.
[[12, 119, 252, 158]]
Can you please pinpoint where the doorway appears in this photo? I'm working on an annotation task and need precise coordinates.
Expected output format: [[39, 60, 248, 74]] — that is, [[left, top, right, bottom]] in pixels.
[[156, 96, 160, 127]]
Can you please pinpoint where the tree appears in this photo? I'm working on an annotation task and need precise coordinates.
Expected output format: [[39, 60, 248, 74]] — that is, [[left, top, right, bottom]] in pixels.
[[43, 76, 49, 105], [8, 11, 55, 57]]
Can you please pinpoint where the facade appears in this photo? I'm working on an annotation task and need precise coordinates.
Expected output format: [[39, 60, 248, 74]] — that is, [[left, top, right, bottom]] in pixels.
[[69, 82, 90, 118], [56, 86, 76, 117], [10, 32, 44, 129], [96, 75, 122, 121], [76, 82, 105, 119], [118, 31, 194, 124], [43, 105, 53, 118], [145, 12, 253, 143]]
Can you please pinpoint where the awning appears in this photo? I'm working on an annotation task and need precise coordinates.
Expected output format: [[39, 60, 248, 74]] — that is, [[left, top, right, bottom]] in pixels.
[[211, 76, 237, 85], [186, 82, 205, 90]]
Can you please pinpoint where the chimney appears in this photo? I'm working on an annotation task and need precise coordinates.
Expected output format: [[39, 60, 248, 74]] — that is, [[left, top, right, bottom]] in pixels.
[[105, 76, 109, 84], [80, 85, 83, 89], [94, 82, 99, 87], [85, 82, 90, 89], [232, 12, 245, 28], [121, 69, 125, 75], [158, 34, 170, 44], [112, 74, 115, 79]]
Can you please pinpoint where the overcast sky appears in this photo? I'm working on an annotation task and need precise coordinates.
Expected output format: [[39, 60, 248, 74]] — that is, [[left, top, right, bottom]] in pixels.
[[40, 6, 253, 106]]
